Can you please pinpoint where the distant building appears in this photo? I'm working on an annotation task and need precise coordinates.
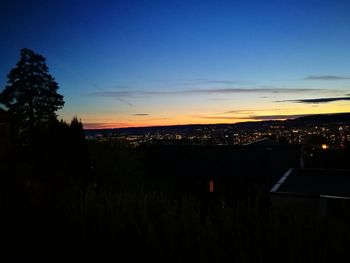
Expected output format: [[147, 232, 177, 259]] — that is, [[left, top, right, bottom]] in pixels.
[[0, 108, 11, 158], [270, 168, 350, 217]]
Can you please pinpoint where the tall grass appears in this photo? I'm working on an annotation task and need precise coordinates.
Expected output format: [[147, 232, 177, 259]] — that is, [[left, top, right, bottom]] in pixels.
[[57, 184, 350, 262], [2, 140, 350, 262]]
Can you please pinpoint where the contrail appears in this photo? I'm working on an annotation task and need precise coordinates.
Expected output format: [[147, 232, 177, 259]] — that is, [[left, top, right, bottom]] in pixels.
[[47, 53, 135, 107]]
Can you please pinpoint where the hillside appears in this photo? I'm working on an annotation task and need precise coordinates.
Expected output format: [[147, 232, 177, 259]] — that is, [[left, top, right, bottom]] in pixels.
[[85, 112, 350, 136]]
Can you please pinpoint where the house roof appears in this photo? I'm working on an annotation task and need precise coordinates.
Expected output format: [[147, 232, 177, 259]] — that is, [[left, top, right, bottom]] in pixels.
[[271, 168, 350, 197]]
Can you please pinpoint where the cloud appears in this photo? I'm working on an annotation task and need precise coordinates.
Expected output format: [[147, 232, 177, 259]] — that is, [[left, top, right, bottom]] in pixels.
[[208, 98, 233, 101], [278, 96, 350, 104], [196, 113, 310, 121], [87, 90, 169, 97], [304, 75, 350, 80], [195, 116, 240, 120], [132, 113, 149, 116], [223, 109, 280, 114], [87, 88, 324, 98], [178, 78, 241, 85], [83, 122, 129, 129], [185, 88, 322, 94], [249, 114, 310, 120], [206, 80, 240, 84]]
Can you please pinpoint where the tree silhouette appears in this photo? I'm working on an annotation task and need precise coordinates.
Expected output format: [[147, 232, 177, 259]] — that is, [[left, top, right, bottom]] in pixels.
[[70, 116, 85, 142], [0, 48, 64, 138]]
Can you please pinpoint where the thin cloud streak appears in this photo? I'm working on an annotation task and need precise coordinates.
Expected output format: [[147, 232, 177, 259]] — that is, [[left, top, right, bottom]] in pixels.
[[132, 113, 149, 116], [278, 96, 350, 104], [206, 80, 240, 84], [185, 88, 323, 94], [170, 78, 242, 86], [223, 109, 280, 114], [304, 75, 350, 80], [195, 116, 240, 120], [87, 88, 324, 98], [196, 114, 310, 121], [182, 79, 241, 85], [208, 98, 233, 101], [250, 114, 310, 120], [83, 122, 129, 129]]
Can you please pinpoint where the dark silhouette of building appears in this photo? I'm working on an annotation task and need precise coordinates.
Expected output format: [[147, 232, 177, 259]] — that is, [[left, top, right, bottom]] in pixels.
[[142, 141, 301, 205], [270, 168, 350, 217]]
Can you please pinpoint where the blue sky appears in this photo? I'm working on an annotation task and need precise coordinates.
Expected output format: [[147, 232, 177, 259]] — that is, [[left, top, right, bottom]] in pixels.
[[1, 0, 350, 128]]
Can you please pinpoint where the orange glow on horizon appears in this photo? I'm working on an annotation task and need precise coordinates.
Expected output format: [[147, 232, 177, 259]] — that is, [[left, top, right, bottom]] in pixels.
[[82, 118, 253, 129], [63, 102, 349, 129]]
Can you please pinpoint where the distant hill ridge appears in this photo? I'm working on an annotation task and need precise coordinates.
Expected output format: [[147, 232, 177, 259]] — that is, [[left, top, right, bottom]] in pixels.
[[85, 112, 350, 135], [290, 112, 350, 123]]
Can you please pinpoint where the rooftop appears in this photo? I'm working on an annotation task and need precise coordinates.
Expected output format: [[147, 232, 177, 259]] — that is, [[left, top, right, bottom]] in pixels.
[[271, 168, 350, 197]]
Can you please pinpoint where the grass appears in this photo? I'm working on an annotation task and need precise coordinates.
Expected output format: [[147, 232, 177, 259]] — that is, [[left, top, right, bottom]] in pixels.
[[1, 140, 350, 262], [52, 185, 350, 262]]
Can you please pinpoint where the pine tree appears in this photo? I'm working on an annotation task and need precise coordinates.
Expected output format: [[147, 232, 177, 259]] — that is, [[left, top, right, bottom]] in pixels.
[[0, 48, 64, 137]]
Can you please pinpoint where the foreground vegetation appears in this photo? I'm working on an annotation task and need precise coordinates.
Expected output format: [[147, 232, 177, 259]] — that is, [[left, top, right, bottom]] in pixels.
[[1, 140, 350, 262]]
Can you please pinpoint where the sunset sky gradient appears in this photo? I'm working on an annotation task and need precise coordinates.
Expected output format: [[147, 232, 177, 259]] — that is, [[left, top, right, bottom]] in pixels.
[[1, 0, 350, 128]]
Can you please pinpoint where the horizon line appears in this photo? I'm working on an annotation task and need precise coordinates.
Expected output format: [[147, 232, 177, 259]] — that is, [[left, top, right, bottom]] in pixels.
[[83, 111, 350, 130]]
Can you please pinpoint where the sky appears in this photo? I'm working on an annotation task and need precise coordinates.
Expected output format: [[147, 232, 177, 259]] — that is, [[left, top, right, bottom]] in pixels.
[[1, 0, 350, 129]]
